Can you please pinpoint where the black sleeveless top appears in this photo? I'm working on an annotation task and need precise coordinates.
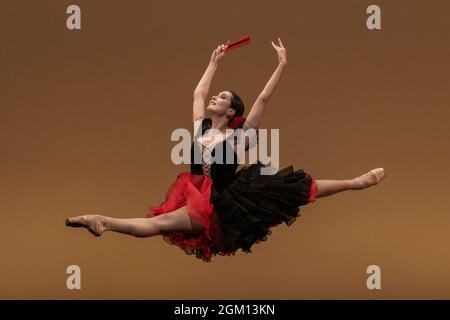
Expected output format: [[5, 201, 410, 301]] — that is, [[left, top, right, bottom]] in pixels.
[[190, 118, 241, 194]]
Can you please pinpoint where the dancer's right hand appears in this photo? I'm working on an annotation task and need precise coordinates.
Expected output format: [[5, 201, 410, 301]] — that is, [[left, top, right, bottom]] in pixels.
[[210, 41, 230, 64]]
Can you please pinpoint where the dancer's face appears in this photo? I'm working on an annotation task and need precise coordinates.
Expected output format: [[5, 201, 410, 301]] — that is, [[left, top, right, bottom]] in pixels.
[[206, 91, 235, 118]]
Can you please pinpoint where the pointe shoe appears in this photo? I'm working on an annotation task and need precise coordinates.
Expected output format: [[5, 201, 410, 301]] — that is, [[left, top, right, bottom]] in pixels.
[[65, 215, 106, 237], [350, 167, 386, 190]]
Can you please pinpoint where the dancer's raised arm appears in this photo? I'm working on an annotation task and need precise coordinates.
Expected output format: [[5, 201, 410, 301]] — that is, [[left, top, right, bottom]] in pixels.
[[244, 38, 287, 130], [193, 41, 230, 122]]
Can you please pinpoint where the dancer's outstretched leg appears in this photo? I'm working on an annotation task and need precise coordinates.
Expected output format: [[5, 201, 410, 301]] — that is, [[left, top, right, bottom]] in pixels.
[[65, 205, 204, 238], [315, 167, 385, 199]]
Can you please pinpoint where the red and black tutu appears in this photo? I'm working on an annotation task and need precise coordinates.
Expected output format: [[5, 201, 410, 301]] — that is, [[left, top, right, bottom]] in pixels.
[[146, 161, 317, 262]]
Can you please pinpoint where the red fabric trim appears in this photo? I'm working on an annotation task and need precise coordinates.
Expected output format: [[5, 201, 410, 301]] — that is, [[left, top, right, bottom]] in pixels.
[[308, 178, 318, 203]]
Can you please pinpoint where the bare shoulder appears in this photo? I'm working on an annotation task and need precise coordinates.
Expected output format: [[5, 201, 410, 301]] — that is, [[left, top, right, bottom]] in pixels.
[[193, 116, 205, 123], [242, 118, 258, 131], [193, 117, 208, 137]]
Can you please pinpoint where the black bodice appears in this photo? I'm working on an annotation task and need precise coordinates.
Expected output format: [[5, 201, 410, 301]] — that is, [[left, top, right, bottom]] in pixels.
[[190, 118, 240, 193]]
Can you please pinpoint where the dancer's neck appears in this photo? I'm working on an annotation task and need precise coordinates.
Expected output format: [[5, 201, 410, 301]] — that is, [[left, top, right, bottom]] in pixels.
[[209, 114, 229, 133]]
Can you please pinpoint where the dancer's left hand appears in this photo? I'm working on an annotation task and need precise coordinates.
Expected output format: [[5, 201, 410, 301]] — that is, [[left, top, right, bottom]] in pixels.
[[271, 37, 287, 65]]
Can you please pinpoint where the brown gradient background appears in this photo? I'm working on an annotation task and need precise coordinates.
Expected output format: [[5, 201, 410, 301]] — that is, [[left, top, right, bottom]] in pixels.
[[1, 0, 449, 299]]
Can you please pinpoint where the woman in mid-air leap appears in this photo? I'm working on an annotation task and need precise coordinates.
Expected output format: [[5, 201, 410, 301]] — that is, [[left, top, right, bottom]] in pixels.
[[66, 37, 386, 262]]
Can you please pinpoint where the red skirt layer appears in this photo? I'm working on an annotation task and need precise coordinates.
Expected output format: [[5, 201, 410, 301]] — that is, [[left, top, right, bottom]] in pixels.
[[146, 172, 216, 262], [146, 171, 318, 262]]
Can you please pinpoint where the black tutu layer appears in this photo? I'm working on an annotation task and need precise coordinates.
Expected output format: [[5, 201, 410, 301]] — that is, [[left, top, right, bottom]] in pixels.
[[210, 161, 317, 255]]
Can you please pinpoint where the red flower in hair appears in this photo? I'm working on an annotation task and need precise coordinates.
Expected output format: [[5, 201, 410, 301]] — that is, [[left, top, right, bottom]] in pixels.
[[229, 116, 246, 129]]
